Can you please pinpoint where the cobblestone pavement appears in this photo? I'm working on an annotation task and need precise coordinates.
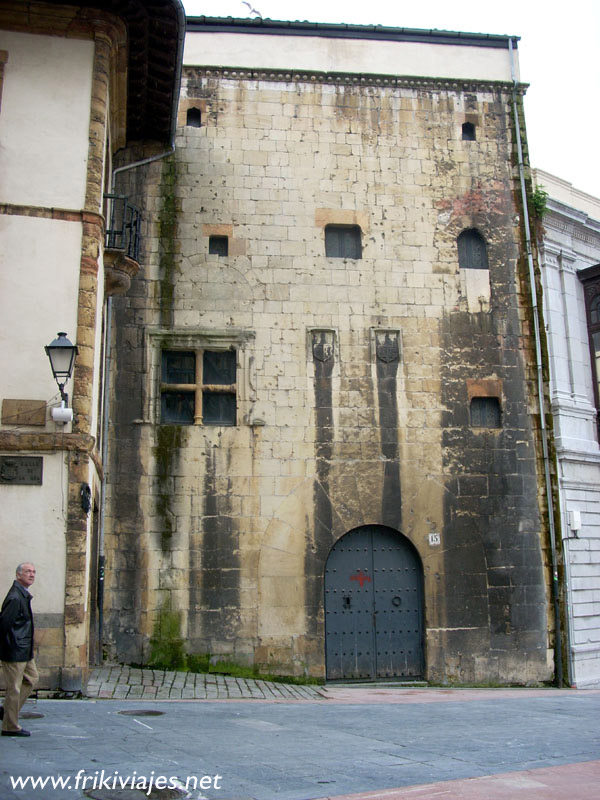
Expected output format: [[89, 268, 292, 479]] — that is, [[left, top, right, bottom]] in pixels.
[[85, 664, 327, 701]]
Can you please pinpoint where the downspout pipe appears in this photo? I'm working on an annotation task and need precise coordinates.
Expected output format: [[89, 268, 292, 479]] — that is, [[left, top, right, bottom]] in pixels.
[[508, 38, 563, 687], [96, 294, 112, 653], [111, 146, 175, 192]]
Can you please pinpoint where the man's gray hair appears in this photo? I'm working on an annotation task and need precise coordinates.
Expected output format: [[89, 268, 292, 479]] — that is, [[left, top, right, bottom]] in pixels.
[[16, 562, 34, 574]]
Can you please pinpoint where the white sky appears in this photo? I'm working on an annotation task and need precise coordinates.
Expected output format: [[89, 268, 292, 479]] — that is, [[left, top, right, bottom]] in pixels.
[[182, 0, 600, 200]]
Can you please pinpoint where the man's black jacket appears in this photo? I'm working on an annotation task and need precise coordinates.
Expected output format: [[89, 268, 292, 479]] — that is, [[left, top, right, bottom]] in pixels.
[[0, 581, 34, 662]]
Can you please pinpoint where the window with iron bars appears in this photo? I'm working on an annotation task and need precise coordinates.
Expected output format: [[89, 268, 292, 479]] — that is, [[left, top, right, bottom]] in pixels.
[[104, 193, 141, 261], [161, 349, 237, 426]]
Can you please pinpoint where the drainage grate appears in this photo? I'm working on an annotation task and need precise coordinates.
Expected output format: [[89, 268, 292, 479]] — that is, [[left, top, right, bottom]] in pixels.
[[117, 710, 165, 717]]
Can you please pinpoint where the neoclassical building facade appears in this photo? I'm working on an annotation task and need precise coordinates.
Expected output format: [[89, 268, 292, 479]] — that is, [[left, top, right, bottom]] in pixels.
[[535, 168, 600, 687]]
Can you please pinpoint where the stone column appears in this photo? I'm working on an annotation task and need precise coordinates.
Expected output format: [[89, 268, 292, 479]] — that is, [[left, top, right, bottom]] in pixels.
[[61, 28, 113, 690]]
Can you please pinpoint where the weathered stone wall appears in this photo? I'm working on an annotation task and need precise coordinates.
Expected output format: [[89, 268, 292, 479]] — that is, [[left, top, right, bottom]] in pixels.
[[105, 68, 553, 683]]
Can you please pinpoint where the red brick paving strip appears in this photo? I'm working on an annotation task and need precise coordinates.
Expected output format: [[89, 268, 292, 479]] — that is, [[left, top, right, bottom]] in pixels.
[[318, 687, 600, 704], [317, 760, 600, 800]]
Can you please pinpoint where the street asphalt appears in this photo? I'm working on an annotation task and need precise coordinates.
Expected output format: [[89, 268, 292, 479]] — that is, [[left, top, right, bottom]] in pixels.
[[1, 667, 599, 800]]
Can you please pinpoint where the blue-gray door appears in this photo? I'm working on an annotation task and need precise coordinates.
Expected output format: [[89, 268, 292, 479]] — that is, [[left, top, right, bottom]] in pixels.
[[324, 526, 424, 680]]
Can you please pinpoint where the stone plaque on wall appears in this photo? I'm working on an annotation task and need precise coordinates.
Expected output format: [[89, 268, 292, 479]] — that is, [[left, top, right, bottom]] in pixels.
[[2, 399, 46, 426], [0, 456, 43, 485]]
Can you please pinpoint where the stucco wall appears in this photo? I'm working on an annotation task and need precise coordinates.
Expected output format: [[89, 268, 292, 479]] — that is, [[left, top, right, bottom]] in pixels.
[[0, 215, 81, 401], [0, 30, 93, 209], [184, 31, 518, 82], [0, 452, 67, 612], [0, 21, 104, 689]]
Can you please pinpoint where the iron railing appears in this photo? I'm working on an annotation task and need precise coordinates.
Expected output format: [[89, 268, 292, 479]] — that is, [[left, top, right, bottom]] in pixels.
[[104, 193, 141, 261]]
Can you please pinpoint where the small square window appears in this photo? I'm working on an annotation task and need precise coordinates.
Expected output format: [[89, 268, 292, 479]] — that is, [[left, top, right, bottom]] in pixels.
[[209, 236, 228, 256], [186, 107, 202, 127], [462, 122, 476, 141], [470, 397, 501, 428], [325, 225, 362, 259]]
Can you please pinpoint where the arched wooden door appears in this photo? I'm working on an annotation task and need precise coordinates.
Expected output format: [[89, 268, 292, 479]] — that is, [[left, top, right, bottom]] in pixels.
[[324, 525, 424, 680]]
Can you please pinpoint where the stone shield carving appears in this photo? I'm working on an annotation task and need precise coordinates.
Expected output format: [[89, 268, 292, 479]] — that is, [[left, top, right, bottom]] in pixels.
[[375, 331, 400, 363], [312, 330, 334, 362]]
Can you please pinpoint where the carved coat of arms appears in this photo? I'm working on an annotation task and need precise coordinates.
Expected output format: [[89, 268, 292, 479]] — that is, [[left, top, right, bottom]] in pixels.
[[312, 331, 334, 362], [375, 331, 400, 363]]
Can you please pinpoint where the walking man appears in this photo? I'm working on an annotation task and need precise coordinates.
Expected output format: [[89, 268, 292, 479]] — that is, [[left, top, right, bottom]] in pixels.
[[0, 563, 39, 737]]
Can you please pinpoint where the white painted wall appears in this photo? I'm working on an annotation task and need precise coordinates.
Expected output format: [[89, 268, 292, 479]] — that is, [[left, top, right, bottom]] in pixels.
[[0, 452, 68, 614], [0, 215, 81, 407], [184, 31, 517, 82], [0, 30, 94, 210]]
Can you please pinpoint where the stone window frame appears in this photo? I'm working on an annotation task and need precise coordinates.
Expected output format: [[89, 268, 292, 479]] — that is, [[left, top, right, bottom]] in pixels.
[[458, 112, 479, 141], [315, 209, 369, 260], [177, 98, 207, 129], [578, 263, 600, 440], [145, 328, 255, 426], [202, 224, 246, 257]]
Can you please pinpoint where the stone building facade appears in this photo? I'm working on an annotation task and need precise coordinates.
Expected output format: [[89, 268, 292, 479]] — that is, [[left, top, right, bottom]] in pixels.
[[105, 19, 557, 684], [0, 0, 183, 689], [535, 169, 600, 687]]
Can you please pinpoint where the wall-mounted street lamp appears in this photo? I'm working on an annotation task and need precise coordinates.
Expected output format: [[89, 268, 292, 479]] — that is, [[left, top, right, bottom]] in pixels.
[[45, 332, 78, 423]]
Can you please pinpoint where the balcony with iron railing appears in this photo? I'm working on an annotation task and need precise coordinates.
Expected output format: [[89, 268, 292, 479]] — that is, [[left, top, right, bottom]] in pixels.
[[103, 193, 142, 295]]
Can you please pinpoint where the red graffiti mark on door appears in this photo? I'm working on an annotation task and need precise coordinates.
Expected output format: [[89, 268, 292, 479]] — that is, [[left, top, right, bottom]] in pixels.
[[350, 570, 372, 588]]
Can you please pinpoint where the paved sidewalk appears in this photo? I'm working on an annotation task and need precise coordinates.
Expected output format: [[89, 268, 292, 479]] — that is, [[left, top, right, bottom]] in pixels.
[[4, 670, 599, 800], [85, 664, 327, 701]]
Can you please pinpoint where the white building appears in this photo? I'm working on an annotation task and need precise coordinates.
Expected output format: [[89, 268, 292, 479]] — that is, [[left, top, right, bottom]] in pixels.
[[0, 0, 183, 690], [535, 168, 600, 687]]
